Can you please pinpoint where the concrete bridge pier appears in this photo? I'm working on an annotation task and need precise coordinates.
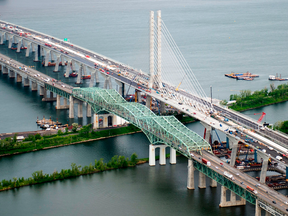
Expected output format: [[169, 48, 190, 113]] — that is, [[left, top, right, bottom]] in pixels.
[[86, 104, 91, 118], [255, 199, 272, 216], [160, 101, 165, 114], [219, 186, 246, 207], [200, 121, 212, 143], [2, 66, 8, 75], [146, 95, 152, 109], [33, 44, 39, 62], [83, 65, 87, 76], [149, 144, 176, 166], [135, 90, 141, 103], [16, 73, 22, 83], [61, 55, 65, 66], [0, 32, 5, 44], [115, 80, 125, 97], [9, 70, 15, 78], [69, 95, 74, 119], [103, 75, 112, 89], [65, 60, 71, 77], [56, 95, 69, 109], [24, 77, 30, 87], [71, 60, 76, 71], [78, 101, 83, 118], [51, 52, 55, 61], [16, 38, 22, 53], [53, 54, 61, 72], [31, 81, 37, 91], [44, 50, 51, 66], [227, 135, 240, 167], [25, 42, 32, 57], [198, 172, 206, 188], [39, 86, 45, 96], [187, 159, 195, 189], [42, 90, 56, 102], [8, 35, 14, 48], [76, 64, 82, 84], [258, 151, 270, 183]]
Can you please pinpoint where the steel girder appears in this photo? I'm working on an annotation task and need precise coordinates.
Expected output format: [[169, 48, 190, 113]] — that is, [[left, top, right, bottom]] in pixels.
[[72, 87, 212, 154], [193, 160, 257, 205], [45, 84, 71, 99]]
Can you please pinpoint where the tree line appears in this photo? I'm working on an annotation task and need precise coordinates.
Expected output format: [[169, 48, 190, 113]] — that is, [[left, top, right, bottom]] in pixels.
[[0, 153, 138, 192], [226, 83, 288, 111]]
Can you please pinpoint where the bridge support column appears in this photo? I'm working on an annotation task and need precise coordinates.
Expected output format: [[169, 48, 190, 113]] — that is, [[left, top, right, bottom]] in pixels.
[[71, 60, 76, 71], [55, 95, 69, 109], [39, 86, 45, 96], [265, 211, 271, 216], [42, 90, 56, 102], [76, 64, 82, 84], [86, 104, 91, 118], [210, 178, 217, 187], [227, 135, 239, 167], [200, 121, 212, 144], [31, 81, 37, 91], [0, 32, 4, 44], [160, 101, 165, 114], [51, 52, 55, 61], [24, 77, 29, 87], [33, 44, 39, 62], [83, 65, 87, 76], [78, 101, 83, 118], [65, 60, 71, 77], [25, 42, 31, 57], [8, 35, 13, 48], [2, 66, 8, 75], [255, 199, 261, 216], [104, 76, 112, 89], [53, 54, 61, 72], [56, 95, 61, 109], [187, 159, 195, 189], [9, 70, 15, 78], [16, 73, 22, 83], [93, 114, 98, 129], [170, 147, 176, 164], [44, 50, 50, 66], [219, 186, 246, 207], [146, 95, 152, 109], [198, 172, 206, 189], [258, 151, 270, 184], [69, 96, 74, 118], [61, 55, 65, 66], [115, 80, 125, 97], [135, 90, 141, 103], [16, 38, 22, 53], [159, 145, 166, 165], [149, 144, 156, 166]]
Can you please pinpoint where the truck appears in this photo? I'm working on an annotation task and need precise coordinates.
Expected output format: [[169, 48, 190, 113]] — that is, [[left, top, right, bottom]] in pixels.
[[202, 158, 211, 167], [247, 186, 258, 194], [224, 171, 235, 181]]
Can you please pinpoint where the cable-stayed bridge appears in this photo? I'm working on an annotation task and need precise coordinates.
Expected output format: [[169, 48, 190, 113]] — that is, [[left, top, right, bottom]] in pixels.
[[1, 11, 288, 215]]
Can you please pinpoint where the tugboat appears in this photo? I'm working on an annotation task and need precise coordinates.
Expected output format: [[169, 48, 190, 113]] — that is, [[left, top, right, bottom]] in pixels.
[[82, 75, 91, 79], [64, 72, 78, 77], [269, 74, 288, 81]]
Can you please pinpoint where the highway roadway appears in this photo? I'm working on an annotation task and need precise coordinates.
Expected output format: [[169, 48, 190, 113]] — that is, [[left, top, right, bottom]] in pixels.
[[198, 151, 288, 214]]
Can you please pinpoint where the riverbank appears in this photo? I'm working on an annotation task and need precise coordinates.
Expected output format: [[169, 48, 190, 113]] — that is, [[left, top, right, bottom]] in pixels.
[[228, 83, 288, 112], [0, 153, 179, 192], [0, 116, 196, 157]]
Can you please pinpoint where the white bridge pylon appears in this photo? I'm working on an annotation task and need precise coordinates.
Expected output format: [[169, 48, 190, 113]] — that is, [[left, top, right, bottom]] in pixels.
[[149, 10, 214, 114]]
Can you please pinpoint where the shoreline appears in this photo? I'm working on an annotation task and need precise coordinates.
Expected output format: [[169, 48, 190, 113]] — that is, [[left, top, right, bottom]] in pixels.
[[0, 119, 196, 158], [231, 99, 288, 112]]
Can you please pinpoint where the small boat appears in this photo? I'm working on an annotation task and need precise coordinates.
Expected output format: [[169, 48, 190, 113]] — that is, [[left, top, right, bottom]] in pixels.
[[269, 74, 288, 81], [82, 75, 91, 79], [64, 72, 78, 77], [20, 46, 27, 50]]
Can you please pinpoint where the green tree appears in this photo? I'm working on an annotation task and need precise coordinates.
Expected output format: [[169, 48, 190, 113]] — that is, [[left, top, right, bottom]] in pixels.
[[72, 123, 78, 132], [57, 130, 63, 136]]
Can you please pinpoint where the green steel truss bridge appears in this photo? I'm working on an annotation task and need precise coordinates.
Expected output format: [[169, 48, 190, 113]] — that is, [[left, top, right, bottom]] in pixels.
[[72, 87, 212, 156]]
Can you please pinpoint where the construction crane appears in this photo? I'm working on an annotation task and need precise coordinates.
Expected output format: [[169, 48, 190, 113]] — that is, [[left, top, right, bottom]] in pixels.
[[247, 112, 266, 123], [175, 74, 186, 91]]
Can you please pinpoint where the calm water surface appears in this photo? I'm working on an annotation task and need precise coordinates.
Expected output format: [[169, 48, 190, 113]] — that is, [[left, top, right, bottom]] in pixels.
[[0, 0, 288, 215]]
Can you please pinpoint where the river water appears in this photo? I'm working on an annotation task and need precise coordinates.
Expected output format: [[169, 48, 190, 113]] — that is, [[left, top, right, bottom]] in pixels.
[[0, 0, 288, 215]]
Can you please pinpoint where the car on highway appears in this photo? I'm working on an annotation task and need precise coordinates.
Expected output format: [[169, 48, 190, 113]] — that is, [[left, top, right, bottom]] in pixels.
[[272, 201, 276, 204], [61, 85, 65, 88]]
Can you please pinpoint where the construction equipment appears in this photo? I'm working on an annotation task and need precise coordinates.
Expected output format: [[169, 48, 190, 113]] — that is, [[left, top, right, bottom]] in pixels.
[[175, 74, 186, 91], [246, 112, 266, 123]]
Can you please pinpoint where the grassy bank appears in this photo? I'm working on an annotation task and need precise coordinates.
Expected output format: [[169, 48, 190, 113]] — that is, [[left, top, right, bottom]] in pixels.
[[0, 116, 196, 157], [0, 153, 140, 192], [227, 83, 288, 111]]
